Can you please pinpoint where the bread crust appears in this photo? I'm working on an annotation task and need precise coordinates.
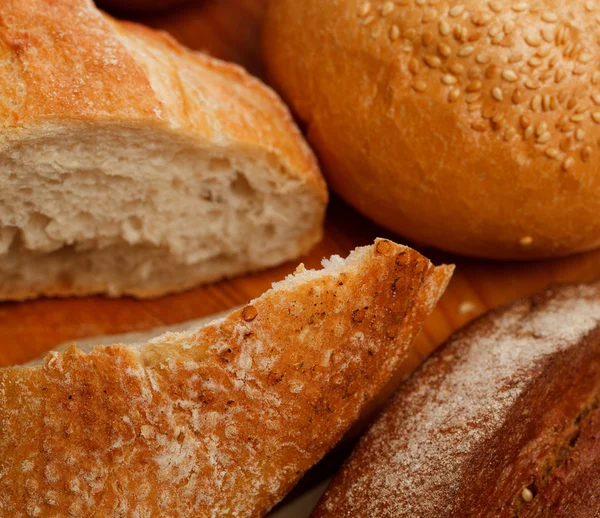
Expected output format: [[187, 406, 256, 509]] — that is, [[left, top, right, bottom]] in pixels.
[[96, 0, 187, 13], [313, 282, 600, 517], [263, 0, 600, 259], [0, 239, 453, 517], [0, 0, 327, 299]]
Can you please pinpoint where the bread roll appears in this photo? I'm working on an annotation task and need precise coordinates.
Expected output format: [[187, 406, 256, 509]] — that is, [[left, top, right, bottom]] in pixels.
[[0, 0, 327, 300], [313, 282, 600, 517], [0, 239, 453, 517], [96, 0, 186, 13], [263, 0, 600, 259]]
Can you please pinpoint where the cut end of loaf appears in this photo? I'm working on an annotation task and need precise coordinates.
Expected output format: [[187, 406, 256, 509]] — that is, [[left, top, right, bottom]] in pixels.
[[0, 123, 326, 300]]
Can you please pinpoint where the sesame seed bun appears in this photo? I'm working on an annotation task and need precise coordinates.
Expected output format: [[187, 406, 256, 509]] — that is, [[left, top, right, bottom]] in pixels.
[[263, 0, 600, 259]]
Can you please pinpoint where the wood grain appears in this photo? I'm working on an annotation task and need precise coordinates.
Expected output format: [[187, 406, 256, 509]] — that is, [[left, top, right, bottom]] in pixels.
[[1, 0, 599, 368]]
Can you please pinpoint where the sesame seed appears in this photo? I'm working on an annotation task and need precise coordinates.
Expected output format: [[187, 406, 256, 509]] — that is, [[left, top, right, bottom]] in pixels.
[[458, 45, 475, 57], [423, 9, 437, 23], [512, 90, 524, 104], [466, 92, 482, 103], [468, 67, 481, 79], [563, 157, 575, 171], [512, 3, 529, 13], [541, 12, 558, 23], [449, 63, 465, 75], [567, 98, 578, 109], [467, 103, 482, 113], [504, 21, 516, 34], [472, 12, 493, 26], [537, 47, 551, 58], [488, 1, 502, 14], [471, 121, 487, 132], [592, 93, 600, 105], [555, 69, 566, 83], [576, 128, 586, 141], [442, 74, 458, 85], [404, 28, 417, 40], [519, 236, 534, 247], [466, 80, 482, 91], [412, 80, 428, 92], [390, 25, 401, 40], [415, 0, 425, 5], [381, 1, 394, 15], [528, 57, 542, 67], [454, 25, 468, 42], [449, 5, 465, 17], [422, 31, 434, 45], [592, 112, 600, 123], [524, 32, 541, 47], [571, 114, 585, 123], [542, 95, 552, 111], [531, 95, 542, 111], [439, 20, 451, 36], [572, 65, 586, 76], [488, 25, 502, 37], [593, 72, 600, 84], [491, 87, 504, 101], [582, 146, 592, 162], [448, 88, 461, 102], [409, 58, 420, 75], [502, 69, 518, 82], [560, 137, 573, 151], [541, 27, 555, 42], [520, 115, 531, 128], [475, 53, 490, 64], [438, 42, 452, 57], [504, 128, 517, 141], [363, 14, 376, 25], [491, 32, 504, 44], [545, 148, 560, 159], [586, 0, 595, 11], [578, 53, 594, 64], [536, 122, 548, 136], [424, 55, 442, 68], [537, 132, 552, 144], [359, 2, 371, 16], [525, 78, 540, 90], [524, 126, 535, 139]]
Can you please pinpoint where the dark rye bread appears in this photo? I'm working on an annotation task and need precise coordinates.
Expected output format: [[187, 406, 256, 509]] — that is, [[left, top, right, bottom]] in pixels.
[[313, 282, 600, 518]]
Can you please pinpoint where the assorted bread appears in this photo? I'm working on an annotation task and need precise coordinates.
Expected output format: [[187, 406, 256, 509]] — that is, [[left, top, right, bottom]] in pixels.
[[0, 239, 453, 517], [0, 0, 327, 300], [263, 0, 600, 259], [313, 282, 600, 517]]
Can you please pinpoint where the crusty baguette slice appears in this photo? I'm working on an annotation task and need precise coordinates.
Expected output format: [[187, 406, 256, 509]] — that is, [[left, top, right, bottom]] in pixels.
[[313, 283, 600, 518], [0, 0, 327, 300], [0, 239, 453, 517]]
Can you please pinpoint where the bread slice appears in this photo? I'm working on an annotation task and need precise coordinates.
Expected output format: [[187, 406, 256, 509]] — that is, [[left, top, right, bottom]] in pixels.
[[0, 239, 453, 517], [313, 282, 600, 518], [0, 0, 327, 300]]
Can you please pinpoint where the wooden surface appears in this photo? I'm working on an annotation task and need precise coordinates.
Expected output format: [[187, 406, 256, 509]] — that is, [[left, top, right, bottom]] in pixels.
[[2, 0, 600, 367]]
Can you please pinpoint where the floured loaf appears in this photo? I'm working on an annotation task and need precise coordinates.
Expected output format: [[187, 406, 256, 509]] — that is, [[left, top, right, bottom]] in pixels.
[[314, 282, 600, 517]]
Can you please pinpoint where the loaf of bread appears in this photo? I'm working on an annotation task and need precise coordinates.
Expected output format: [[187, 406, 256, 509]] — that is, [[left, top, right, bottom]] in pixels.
[[0, 0, 327, 300], [313, 282, 600, 517], [0, 239, 453, 517], [263, 0, 600, 259]]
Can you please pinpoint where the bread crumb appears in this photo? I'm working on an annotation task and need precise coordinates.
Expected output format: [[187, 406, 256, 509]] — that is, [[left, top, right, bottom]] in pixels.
[[458, 301, 477, 315], [521, 487, 534, 502]]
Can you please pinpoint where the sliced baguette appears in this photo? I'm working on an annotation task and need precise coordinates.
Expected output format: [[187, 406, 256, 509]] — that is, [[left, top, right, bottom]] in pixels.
[[313, 282, 600, 518], [0, 239, 453, 517], [0, 0, 327, 300]]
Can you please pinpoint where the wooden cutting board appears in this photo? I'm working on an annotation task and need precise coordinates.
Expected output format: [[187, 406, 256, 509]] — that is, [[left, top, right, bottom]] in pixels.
[[1, 0, 600, 368]]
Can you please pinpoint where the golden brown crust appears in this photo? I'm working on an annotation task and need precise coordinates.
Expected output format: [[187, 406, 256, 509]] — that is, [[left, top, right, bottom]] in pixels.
[[263, 0, 600, 259], [0, 239, 453, 517], [313, 282, 600, 518]]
